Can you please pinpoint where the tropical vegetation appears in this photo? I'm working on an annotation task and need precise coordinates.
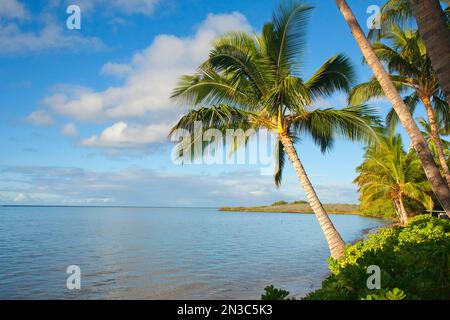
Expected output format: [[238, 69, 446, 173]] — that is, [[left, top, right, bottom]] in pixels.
[[350, 25, 450, 188], [304, 215, 450, 300], [336, 0, 450, 216], [354, 133, 433, 225], [169, 1, 381, 259]]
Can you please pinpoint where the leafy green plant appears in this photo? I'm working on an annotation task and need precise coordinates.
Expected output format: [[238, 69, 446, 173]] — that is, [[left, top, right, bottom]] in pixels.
[[361, 288, 406, 300], [304, 215, 450, 300], [261, 285, 291, 300], [354, 133, 434, 225]]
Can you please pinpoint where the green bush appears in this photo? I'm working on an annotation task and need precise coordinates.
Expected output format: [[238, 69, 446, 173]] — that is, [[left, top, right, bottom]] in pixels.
[[359, 197, 396, 218], [271, 200, 289, 206], [304, 215, 450, 300], [361, 288, 406, 300], [261, 285, 291, 300], [291, 200, 308, 205]]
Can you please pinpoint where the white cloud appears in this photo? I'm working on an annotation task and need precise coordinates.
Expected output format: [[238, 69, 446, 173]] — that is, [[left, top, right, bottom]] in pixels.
[[0, 165, 359, 206], [40, 12, 252, 147], [108, 0, 160, 15], [0, 0, 28, 19], [100, 62, 133, 78], [81, 121, 170, 148], [61, 123, 78, 136], [0, 21, 105, 54], [13, 192, 28, 203], [69, 0, 160, 16], [26, 110, 54, 126]]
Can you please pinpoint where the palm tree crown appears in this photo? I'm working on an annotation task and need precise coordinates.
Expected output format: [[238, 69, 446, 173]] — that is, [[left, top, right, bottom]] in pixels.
[[171, 2, 380, 185]]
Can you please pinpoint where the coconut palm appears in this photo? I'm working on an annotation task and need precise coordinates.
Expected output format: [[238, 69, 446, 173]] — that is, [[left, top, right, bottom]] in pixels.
[[368, 0, 450, 105], [418, 117, 450, 163], [335, 0, 450, 217], [169, 1, 381, 259], [410, 0, 450, 105], [349, 26, 450, 188], [368, 0, 450, 40], [355, 133, 434, 225]]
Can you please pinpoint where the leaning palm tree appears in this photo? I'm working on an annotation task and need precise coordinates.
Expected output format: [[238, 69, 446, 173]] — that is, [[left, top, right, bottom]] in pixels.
[[169, 1, 381, 259], [367, 0, 450, 105], [349, 26, 450, 188], [409, 0, 450, 105], [355, 133, 434, 225], [335, 0, 450, 217], [418, 117, 450, 163], [368, 0, 449, 40]]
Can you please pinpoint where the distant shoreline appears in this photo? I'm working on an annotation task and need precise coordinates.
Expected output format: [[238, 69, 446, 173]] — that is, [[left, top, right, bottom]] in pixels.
[[220, 203, 361, 215]]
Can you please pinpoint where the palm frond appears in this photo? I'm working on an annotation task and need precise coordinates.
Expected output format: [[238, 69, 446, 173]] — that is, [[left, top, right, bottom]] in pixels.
[[267, 1, 314, 76], [291, 105, 382, 153], [273, 140, 286, 187], [305, 54, 355, 100]]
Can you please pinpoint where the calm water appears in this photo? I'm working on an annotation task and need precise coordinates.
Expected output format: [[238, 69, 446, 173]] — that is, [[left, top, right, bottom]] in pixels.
[[0, 206, 388, 299]]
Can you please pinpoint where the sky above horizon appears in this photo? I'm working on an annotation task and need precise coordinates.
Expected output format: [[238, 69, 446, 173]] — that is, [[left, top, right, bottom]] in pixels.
[[1, 0, 417, 207]]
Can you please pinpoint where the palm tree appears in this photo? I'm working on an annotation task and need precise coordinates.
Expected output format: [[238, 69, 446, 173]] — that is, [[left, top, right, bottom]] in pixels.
[[335, 0, 450, 217], [169, 1, 381, 259], [368, 0, 449, 39], [418, 117, 450, 163], [410, 0, 450, 106], [349, 26, 450, 188], [355, 133, 434, 225], [367, 0, 450, 105]]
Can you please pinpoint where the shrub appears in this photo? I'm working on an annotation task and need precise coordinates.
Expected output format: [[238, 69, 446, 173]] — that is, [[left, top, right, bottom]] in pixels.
[[271, 200, 289, 206], [292, 200, 308, 205], [304, 215, 450, 300], [261, 285, 291, 300], [359, 197, 396, 218]]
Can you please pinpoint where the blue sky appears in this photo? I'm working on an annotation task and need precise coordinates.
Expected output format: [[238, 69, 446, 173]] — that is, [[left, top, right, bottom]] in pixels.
[[1, 0, 416, 207]]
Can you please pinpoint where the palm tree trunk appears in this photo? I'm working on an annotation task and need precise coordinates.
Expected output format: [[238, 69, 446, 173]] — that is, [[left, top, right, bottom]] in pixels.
[[422, 96, 450, 188], [398, 196, 408, 225], [336, 0, 450, 218], [393, 200, 404, 225], [410, 0, 450, 105], [279, 133, 345, 259]]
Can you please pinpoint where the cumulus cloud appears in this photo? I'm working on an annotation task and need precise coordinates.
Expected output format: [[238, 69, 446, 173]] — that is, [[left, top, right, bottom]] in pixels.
[[0, 1, 104, 54], [13, 192, 28, 203], [81, 121, 169, 148], [100, 62, 133, 78], [26, 110, 54, 126], [0, 21, 105, 54], [61, 123, 78, 136], [40, 12, 252, 147], [0, 0, 28, 19], [68, 0, 160, 16]]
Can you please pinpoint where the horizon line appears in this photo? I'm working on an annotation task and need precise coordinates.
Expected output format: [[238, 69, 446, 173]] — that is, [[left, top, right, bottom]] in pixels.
[[0, 205, 219, 209]]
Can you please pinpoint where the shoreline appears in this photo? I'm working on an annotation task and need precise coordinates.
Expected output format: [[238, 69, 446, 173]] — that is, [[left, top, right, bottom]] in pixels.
[[219, 203, 393, 220]]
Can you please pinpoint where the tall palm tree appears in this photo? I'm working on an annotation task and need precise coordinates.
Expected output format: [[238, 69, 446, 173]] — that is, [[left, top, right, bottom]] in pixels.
[[418, 117, 450, 162], [410, 0, 450, 105], [169, 1, 381, 259], [355, 133, 434, 225], [367, 0, 450, 105], [349, 26, 450, 188], [335, 0, 450, 217], [368, 0, 449, 39]]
